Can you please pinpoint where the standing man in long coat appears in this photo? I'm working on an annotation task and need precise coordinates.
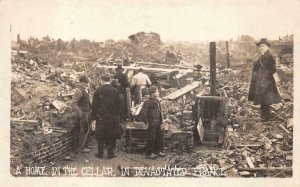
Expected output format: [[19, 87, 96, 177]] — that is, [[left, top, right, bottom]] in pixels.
[[248, 38, 281, 121], [91, 74, 122, 159], [113, 65, 129, 121]]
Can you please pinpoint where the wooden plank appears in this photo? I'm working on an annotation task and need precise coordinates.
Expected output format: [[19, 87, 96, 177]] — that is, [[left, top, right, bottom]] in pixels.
[[195, 95, 227, 100], [61, 93, 75, 97], [96, 65, 193, 73], [49, 127, 66, 130], [157, 70, 178, 79], [11, 119, 39, 124], [195, 91, 205, 98], [125, 122, 148, 129], [197, 117, 205, 143], [238, 167, 292, 172], [52, 129, 68, 133], [135, 61, 194, 70], [218, 159, 226, 168], [222, 135, 228, 150], [137, 86, 142, 104], [236, 144, 263, 147], [126, 88, 131, 116], [279, 124, 291, 134], [221, 88, 228, 98], [246, 157, 255, 168], [131, 103, 144, 116], [261, 134, 272, 145], [174, 74, 182, 88], [218, 135, 224, 144], [129, 129, 132, 153], [202, 141, 220, 146], [162, 81, 200, 100], [226, 139, 232, 150], [287, 118, 293, 129]]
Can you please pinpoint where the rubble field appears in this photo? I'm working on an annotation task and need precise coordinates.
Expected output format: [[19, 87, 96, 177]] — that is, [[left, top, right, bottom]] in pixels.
[[11, 33, 293, 177]]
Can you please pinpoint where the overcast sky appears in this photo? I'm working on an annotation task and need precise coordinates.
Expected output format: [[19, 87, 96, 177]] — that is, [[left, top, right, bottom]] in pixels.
[[4, 0, 300, 42]]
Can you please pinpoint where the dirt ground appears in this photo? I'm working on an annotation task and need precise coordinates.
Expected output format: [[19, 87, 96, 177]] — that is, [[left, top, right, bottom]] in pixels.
[[13, 136, 225, 178]]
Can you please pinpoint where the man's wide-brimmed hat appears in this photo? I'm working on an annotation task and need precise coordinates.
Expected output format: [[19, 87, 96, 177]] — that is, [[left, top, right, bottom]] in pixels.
[[256, 38, 271, 47], [116, 64, 124, 71]]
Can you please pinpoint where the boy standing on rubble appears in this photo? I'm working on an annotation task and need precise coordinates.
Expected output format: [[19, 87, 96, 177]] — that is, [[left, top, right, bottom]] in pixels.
[[70, 75, 92, 153], [142, 85, 165, 159]]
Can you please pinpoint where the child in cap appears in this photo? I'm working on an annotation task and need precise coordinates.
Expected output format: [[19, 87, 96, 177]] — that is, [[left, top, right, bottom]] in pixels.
[[142, 85, 165, 159]]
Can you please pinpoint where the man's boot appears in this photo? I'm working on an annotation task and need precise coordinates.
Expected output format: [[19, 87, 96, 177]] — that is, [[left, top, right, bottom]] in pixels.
[[96, 142, 104, 158], [261, 104, 270, 121], [107, 148, 117, 159]]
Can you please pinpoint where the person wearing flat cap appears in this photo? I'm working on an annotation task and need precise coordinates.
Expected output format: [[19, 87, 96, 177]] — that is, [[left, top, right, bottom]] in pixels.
[[91, 74, 122, 159], [70, 75, 92, 153], [113, 65, 129, 121], [142, 85, 165, 159], [248, 38, 281, 121]]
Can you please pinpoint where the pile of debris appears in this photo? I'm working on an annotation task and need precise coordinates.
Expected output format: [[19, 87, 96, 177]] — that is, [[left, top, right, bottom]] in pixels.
[[11, 34, 293, 178], [128, 32, 165, 62], [167, 65, 294, 177], [10, 52, 87, 166], [128, 32, 162, 46]]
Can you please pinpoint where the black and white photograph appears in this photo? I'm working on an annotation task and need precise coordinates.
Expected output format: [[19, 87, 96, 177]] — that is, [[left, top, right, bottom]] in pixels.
[[1, 0, 300, 186]]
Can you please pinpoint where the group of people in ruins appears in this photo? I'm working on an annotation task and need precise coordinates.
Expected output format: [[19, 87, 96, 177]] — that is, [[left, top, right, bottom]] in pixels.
[[70, 38, 281, 160], [70, 65, 165, 159]]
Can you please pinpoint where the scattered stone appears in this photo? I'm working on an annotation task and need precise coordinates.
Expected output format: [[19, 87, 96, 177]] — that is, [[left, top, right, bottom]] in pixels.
[[239, 171, 251, 176], [52, 100, 67, 110]]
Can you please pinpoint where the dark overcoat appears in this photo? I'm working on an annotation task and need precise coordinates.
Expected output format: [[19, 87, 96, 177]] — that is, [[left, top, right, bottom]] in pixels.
[[142, 97, 163, 127], [248, 50, 281, 105], [91, 84, 122, 139], [113, 71, 129, 95]]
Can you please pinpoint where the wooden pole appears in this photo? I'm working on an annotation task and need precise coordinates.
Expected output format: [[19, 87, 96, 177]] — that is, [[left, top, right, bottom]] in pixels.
[[226, 41, 230, 68], [126, 88, 131, 115], [137, 87, 142, 104], [83, 63, 93, 101], [17, 34, 20, 54], [210, 42, 217, 96]]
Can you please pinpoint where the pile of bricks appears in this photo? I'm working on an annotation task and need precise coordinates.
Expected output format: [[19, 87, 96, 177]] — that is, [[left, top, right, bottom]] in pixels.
[[31, 132, 78, 163], [181, 110, 193, 128], [11, 132, 78, 166], [10, 156, 21, 168], [124, 128, 147, 153], [164, 130, 194, 153]]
